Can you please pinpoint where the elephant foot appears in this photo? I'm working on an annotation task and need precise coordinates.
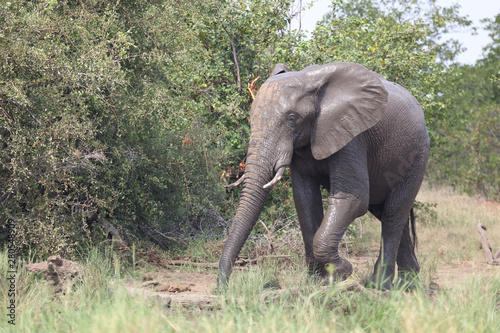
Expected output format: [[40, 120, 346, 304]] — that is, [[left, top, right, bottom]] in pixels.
[[307, 258, 353, 281], [366, 272, 393, 291], [394, 270, 421, 291], [307, 259, 326, 277], [366, 270, 420, 291], [330, 258, 353, 281]]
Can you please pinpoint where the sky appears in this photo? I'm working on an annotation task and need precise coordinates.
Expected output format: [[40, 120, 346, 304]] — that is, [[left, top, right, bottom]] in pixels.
[[292, 0, 500, 65]]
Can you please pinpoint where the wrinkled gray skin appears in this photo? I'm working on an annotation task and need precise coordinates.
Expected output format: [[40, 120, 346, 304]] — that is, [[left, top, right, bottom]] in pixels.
[[218, 62, 430, 290]]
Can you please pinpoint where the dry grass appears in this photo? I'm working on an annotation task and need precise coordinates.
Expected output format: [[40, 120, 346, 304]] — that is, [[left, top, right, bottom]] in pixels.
[[346, 183, 500, 286], [414, 183, 500, 285]]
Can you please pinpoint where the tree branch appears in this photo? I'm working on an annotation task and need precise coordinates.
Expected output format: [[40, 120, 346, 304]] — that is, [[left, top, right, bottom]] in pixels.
[[230, 34, 242, 93]]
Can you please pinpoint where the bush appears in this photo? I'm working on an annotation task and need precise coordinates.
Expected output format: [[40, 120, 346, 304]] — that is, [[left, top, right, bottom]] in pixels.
[[0, 0, 226, 256]]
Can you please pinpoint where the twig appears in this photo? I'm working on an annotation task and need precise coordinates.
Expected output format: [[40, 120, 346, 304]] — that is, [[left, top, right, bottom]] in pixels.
[[259, 220, 275, 254]]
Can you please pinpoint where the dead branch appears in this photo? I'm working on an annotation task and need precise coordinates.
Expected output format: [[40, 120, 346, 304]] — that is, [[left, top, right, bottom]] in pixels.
[[476, 221, 500, 265], [137, 225, 186, 250], [165, 260, 219, 268], [153, 229, 187, 247], [235, 254, 291, 266], [138, 225, 169, 250], [247, 76, 260, 100], [162, 255, 293, 269]]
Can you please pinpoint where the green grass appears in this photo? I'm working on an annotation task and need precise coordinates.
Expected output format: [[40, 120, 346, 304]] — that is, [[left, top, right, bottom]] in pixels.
[[1, 256, 499, 333], [3, 258, 498, 333], [1, 185, 500, 332]]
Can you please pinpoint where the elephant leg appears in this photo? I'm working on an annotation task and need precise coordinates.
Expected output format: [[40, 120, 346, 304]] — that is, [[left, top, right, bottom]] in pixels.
[[291, 164, 325, 276], [369, 209, 407, 290], [313, 192, 368, 280], [312, 139, 369, 280], [370, 169, 427, 289], [368, 204, 397, 289], [369, 205, 419, 289], [395, 216, 420, 289]]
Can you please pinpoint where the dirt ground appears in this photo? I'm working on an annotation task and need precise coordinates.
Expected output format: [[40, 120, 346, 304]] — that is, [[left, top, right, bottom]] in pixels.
[[125, 269, 218, 308], [124, 251, 500, 309]]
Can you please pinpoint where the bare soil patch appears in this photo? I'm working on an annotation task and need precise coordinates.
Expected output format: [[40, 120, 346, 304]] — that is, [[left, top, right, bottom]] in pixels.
[[435, 261, 499, 286], [125, 269, 219, 309]]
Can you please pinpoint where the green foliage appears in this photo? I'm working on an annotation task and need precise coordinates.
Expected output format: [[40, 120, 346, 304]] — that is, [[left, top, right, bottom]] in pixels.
[[429, 14, 500, 200], [413, 201, 438, 226], [0, 0, 309, 256], [304, 0, 472, 145], [187, 0, 302, 166], [323, 0, 473, 63], [0, 0, 226, 256]]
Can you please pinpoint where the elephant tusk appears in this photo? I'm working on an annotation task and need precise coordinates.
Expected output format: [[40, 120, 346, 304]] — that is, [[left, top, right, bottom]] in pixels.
[[263, 167, 285, 189], [225, 174, 246, 190]]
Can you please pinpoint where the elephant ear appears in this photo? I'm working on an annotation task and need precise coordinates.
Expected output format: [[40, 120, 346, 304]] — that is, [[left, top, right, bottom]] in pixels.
[[306, 63, 388, 160], [271, 63, 289, 76]]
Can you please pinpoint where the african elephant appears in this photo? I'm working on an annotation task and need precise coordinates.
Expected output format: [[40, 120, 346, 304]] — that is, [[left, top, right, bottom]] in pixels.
[[218, 62, 430, 290]]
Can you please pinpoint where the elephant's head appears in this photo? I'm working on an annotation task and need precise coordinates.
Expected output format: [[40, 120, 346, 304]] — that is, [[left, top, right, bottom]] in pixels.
[[218, 62, 388, 287]]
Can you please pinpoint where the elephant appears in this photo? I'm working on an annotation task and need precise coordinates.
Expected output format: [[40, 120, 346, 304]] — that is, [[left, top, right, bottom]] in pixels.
[[218, 62, 430, 290]]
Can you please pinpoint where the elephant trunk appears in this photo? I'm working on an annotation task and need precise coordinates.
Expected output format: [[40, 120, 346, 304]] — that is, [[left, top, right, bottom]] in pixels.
[[218, 156, 273, 288]]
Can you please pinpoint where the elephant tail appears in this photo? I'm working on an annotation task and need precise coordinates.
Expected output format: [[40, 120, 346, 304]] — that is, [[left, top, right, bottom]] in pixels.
[[410, 208, 418, 249]]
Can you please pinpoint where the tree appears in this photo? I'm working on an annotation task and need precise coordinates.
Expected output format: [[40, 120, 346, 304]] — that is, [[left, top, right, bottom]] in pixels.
[[321, 0, 473, 63], [300, 0, 472, 146], [0, 0, 227, 255], [0, 0, 306, 256], [429, 13, 500, 200]]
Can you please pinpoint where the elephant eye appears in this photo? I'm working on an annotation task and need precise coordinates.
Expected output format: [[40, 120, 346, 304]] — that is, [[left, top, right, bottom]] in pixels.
[[287, 112, 297, 124]]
